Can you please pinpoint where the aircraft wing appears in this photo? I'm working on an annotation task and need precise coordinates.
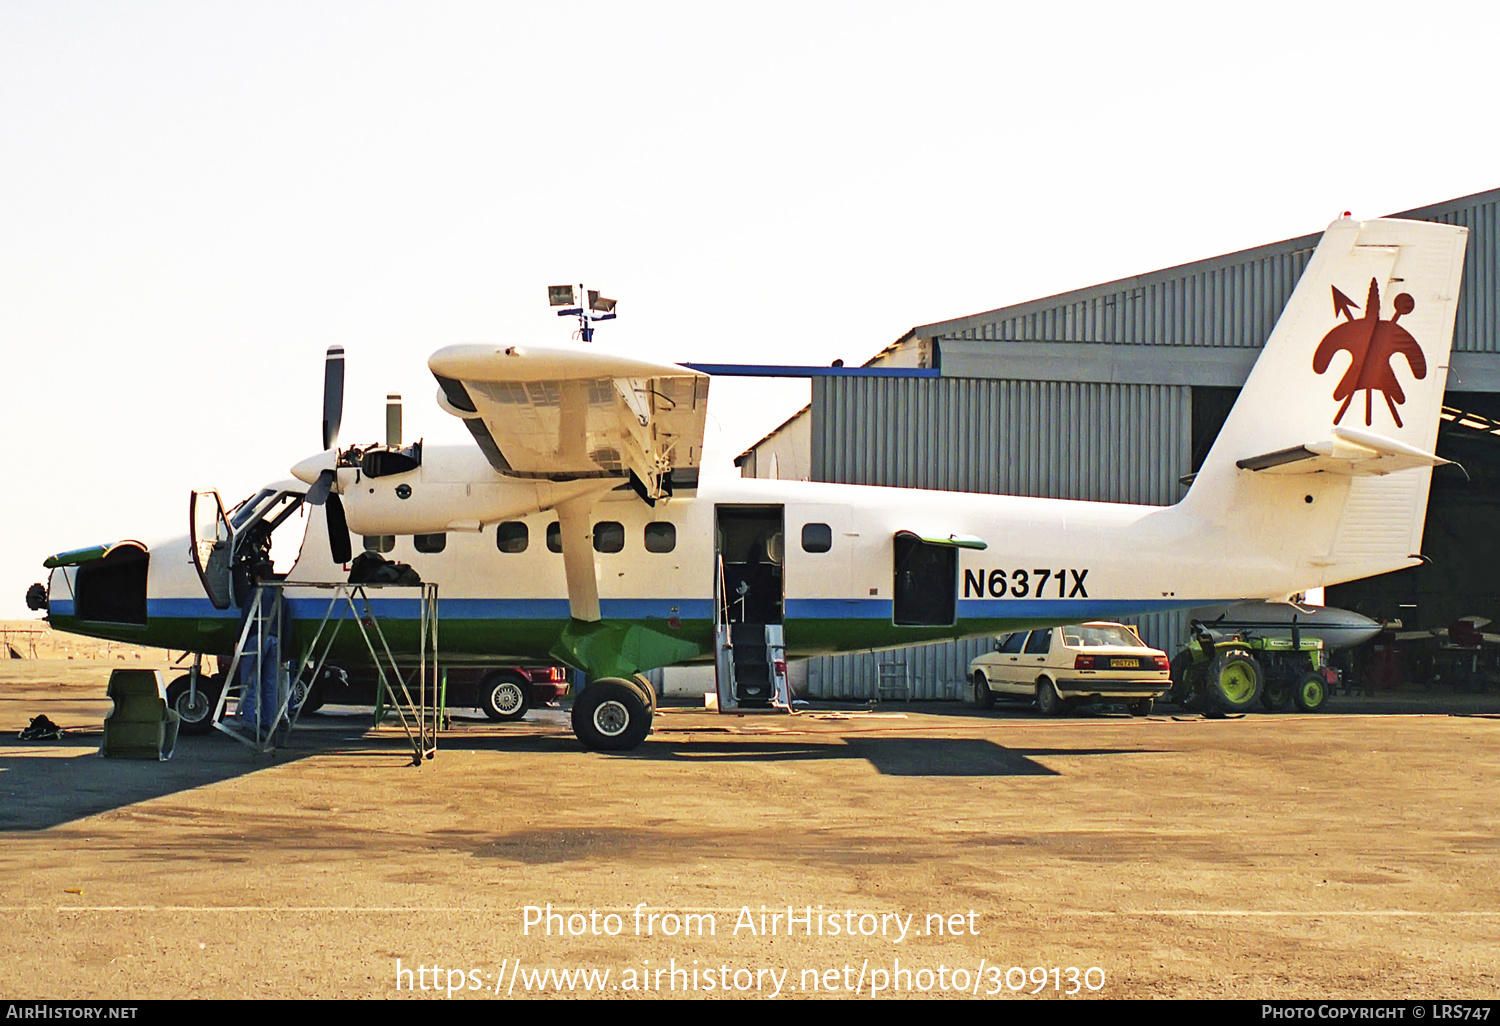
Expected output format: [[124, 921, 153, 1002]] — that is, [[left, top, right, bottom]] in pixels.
[[429, 345, 709, 499]]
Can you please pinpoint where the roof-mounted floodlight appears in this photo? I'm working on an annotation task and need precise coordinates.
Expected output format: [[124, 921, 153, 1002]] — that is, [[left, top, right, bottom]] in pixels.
[[549, 283, 619, 342]]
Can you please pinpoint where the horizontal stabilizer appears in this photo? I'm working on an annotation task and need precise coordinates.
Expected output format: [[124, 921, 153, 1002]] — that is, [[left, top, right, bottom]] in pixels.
[[1236, 425, 1450, 477]]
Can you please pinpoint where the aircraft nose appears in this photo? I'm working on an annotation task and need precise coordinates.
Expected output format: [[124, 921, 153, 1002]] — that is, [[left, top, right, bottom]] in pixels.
[[291, 450, 337, 485]]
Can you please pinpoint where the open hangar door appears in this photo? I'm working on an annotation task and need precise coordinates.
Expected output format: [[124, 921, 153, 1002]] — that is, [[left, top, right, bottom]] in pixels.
[[1193, 387, 1500, 634], [1325, 392, 1500, 633]]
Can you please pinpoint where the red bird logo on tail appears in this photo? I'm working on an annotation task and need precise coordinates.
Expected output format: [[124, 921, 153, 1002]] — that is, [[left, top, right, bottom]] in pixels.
[[1312, 278, 1426, 428]]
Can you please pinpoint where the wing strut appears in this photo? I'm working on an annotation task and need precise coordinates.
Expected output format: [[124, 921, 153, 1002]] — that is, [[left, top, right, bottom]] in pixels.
[[556, 493, 602, 622]]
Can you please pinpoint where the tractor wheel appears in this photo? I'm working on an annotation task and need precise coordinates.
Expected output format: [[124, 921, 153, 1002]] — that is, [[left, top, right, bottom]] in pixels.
[[1261, 678, 1294, 711], [1168, 652, 1197, 707], [1205, 651, 1261, 714], [1293, 672, 1329, 713]]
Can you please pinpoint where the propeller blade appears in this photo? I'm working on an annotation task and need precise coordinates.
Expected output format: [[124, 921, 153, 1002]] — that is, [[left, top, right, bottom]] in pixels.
[[322, 345, 345, 451], [304, 469, 335, 506], [325, 493, 352, 565]]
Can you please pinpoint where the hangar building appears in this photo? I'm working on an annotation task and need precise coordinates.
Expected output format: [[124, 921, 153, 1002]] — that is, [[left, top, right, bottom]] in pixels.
[[736, 187, 1500, 700]]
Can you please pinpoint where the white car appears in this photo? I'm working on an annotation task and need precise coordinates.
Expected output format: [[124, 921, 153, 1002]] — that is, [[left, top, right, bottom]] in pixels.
[[968, 622, 1170, 716]]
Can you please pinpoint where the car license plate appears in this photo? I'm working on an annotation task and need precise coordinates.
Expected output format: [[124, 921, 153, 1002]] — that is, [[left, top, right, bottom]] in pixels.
[[1111, 658, 1140, 668]]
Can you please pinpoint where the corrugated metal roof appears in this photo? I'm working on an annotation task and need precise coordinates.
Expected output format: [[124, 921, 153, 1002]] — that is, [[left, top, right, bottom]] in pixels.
[[918, 187, 1500, 356]]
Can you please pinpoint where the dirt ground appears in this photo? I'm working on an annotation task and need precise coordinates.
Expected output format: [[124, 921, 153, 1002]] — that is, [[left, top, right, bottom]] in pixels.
[[1, 660, 1498, 1000]]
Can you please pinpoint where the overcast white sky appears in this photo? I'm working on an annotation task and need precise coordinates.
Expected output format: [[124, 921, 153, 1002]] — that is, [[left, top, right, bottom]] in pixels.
[[3, 1, 1497, 616]]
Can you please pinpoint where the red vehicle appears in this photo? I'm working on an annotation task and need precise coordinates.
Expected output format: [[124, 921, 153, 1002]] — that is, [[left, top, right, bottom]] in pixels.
[[191, 663, 572, 731]]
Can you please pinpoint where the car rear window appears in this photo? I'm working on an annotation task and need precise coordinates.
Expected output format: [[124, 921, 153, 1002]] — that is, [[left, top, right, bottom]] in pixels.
[[1064, 625, 1143, 648]]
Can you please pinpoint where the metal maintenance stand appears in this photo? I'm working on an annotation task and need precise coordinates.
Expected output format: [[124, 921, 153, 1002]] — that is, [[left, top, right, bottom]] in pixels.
[[212, 581, 441, 765]]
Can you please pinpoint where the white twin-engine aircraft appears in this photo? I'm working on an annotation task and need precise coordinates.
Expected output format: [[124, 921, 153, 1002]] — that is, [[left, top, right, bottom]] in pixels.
[[38, 216, 1467, 751]]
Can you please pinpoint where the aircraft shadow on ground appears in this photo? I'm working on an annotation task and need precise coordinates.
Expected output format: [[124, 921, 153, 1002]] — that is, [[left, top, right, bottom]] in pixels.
[[0, 709, 1165, 830], [0, 732, 319, 832], [444, 731, 1160, 777]]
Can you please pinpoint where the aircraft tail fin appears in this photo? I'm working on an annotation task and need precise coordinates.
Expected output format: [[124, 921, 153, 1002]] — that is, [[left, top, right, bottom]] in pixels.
[[1180, 215, 1468, 589]]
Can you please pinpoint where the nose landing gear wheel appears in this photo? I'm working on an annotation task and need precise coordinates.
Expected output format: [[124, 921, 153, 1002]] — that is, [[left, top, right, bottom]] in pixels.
[[166, 672, 224, 736], [572, 678, 652, 751]]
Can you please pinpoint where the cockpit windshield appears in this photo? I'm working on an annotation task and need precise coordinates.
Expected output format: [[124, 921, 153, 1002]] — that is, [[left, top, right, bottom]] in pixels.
[[228, 489, 276, 529], [228, 489, 305, 533]]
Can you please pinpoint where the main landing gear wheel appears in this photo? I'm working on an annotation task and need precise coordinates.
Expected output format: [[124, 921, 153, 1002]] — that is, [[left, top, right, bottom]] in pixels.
[[478, 671, 531, 722], [572, 678, 653, 751], [631, 673, 659, 714], [166, 672, 223, 736], [1293, 672, 1329, 713]]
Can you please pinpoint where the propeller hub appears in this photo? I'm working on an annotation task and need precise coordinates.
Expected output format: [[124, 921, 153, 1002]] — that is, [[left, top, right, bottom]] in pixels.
[[291, 450, 338, 487]]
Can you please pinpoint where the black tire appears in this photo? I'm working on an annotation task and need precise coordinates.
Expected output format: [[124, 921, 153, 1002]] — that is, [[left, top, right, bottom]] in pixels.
[[1035, 678, 1064, 716], [1261, 678, 1294, 711], [288, 674, 326, 715], [1205, 652, 1262, 714], [1293, 672, 1329, 713], [630, 673, 659, 714], [1168, 652, 1196, 707], [571, 678, 652, 751], [973, 673, 996, 710], [477, 671, 531, 722], [165, 672, 223, 736], [1128, 697, 1153, 717]]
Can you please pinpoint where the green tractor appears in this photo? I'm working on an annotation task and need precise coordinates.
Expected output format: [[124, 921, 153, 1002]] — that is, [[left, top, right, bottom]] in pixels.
[[1169, 620, 1334, 715]]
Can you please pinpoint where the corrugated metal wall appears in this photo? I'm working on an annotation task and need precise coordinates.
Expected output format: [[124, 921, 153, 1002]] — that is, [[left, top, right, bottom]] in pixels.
[[803, 376, 1192, 700]]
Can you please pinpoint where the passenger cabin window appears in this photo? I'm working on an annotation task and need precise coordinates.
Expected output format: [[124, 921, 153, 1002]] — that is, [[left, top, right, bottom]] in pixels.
[[363, 535, 395, 554], [891, 532, 957, 627], [801, 523, 833, 553], [546, 522, 562, 553], [1024, 630, 1053, 655], [644, 522, 676, 553], [496, 522, 529, 553], [594, 521, 625, 553], [414, 533, 446, 554]]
